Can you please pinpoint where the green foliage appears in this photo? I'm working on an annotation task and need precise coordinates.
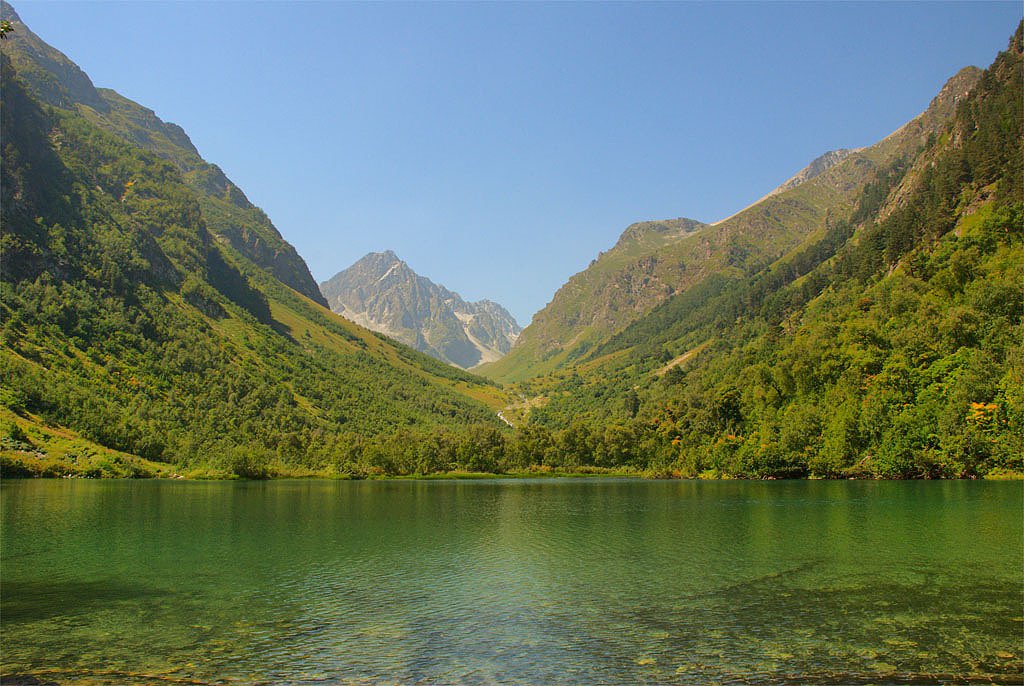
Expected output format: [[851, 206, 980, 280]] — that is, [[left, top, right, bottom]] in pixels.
[[2, 16, 1020, 482], [1, 11, 327, 304], [497, 31, 1024, 480], [483, 60, 969, 385], [221, 446, 275, 479], [0, 54, 503, 474]]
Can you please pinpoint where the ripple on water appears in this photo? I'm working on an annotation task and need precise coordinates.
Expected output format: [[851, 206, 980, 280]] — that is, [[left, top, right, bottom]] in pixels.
[[2, 479, 1021, 685]]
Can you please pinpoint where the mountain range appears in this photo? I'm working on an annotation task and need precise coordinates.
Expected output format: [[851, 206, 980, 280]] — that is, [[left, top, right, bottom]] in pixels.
[[1, 1, 1020, 480], [320, 251, 520, 370]]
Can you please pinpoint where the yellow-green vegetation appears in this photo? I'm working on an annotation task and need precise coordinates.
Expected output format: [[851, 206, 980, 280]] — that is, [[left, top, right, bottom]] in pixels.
[[0, 41, 506, 480], [495, 27, 1023, 480], [481, 68, 984, 385], [983, 468, 1024, 480], [0, 407, 174, 478], [382, 466, 646, 480], [1, 10, 327, 305], [1, 8, 1020, 482]]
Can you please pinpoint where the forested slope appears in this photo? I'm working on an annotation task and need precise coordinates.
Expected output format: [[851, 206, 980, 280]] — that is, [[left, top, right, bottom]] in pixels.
[[0, 1, 326, 305], [0, 24, 507, 477], [504, 23, 1023, 478], [1, 8, 1018, 481]]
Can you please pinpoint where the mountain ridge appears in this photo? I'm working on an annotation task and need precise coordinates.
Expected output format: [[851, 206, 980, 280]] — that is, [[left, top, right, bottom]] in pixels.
[[2, 5, 1018, 481], [0, 0, 327, 306], [498, 24, 1022, 478], [0, 5, 510, 478], [480, 64, 984, 383]]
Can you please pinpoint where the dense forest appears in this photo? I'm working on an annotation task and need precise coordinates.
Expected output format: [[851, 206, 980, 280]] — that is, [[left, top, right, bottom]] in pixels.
[[498, 24, 1023, 480], [322, 21, 1020, 481], [1, 15, 1020, 480]]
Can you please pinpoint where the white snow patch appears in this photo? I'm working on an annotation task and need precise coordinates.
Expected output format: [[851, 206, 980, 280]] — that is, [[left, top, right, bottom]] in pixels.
[[376, 263, 400, 283]]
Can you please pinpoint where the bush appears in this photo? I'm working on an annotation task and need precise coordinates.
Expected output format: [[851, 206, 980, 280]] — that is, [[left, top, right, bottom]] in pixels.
[[0, 455, 35, 478], [222, 445, 274, 479]]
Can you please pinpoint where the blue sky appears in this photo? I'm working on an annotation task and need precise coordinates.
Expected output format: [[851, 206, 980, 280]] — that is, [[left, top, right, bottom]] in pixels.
[[14, 1, 1022, 325]]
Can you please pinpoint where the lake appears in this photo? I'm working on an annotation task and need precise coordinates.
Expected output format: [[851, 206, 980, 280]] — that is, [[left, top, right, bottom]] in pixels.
[[1, 479, 1021, 685]]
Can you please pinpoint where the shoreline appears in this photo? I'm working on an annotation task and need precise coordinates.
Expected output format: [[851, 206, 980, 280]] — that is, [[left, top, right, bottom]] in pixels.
[[2, 460, 1021, 483]]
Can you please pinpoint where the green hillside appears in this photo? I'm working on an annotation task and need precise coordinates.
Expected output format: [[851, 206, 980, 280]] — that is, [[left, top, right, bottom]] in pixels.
[[0, 19, 509, 478], [1, 6, 1019, 481], [502, 23, 1023, 478], [482, 66, 984, 383], [0, 1, 326, 306], [479, 217, 706, 381]]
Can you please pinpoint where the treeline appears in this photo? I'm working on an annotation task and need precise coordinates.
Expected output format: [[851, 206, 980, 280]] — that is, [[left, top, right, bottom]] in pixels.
[[185, 421, 703, 479], [3, 31, 1022, 482]]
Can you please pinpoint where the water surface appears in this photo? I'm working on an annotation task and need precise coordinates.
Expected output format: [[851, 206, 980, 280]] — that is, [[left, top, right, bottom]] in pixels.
[[2, 479, 1021, 684]]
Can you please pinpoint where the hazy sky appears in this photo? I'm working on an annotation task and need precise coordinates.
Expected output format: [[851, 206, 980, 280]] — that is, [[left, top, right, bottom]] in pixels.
[[14, 1, 1022, 324]]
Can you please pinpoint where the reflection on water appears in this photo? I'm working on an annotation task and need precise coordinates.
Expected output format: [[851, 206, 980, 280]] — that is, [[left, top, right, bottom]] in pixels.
[[2, 479, 1021, 684]]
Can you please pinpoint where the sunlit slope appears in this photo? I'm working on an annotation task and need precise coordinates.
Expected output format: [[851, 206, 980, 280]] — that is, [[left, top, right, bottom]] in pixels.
[[478, 217, 706, 381], [482, 67, 983, 383], [513, 26, 1023, 478], [1, 40, 506, 472]]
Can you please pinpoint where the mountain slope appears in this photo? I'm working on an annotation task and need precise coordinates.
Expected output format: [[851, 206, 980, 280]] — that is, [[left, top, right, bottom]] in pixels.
[[509, 24, 1023, 478], [320, 251, 521, 369], [0, 1, 327, 306], [0, 10, 508, 477], [479, 217, 706, 381], [482, 66, 983, 383], [763, 148, 858, 199]]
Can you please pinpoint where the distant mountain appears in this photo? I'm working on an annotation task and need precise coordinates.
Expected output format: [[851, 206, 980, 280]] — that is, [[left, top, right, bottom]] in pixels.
[[479, 217, 707, 380], [320, 252, 521, 369], [481, 66, 984, 383]]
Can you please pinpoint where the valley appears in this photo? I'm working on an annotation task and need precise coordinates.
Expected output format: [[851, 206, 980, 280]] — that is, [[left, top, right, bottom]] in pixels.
[[0, 5, 1020, 481], [1, 6, 1022, 685]]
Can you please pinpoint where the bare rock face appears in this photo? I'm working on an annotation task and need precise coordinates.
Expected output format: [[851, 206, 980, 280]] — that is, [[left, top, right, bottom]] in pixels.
[[320, 252, 521, 369], [766, 149, 859, 198]]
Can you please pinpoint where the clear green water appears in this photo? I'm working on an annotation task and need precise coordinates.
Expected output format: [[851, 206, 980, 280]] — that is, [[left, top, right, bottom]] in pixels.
[[1, 479, 1021, 685]]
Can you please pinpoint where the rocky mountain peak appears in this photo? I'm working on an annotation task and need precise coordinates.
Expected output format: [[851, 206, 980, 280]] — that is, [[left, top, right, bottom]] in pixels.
[[320, 252, 521, 369], [348, 250, 403, 274], [614, 218, 707, 250], [767, 149, 859, 198], [931, 66, 985, 110]]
